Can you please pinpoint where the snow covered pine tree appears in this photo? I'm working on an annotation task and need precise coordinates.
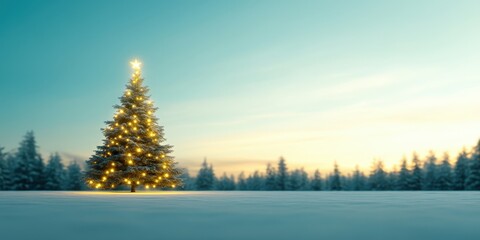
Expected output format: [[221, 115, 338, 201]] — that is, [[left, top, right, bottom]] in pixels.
[[85, 59, 182, 192]]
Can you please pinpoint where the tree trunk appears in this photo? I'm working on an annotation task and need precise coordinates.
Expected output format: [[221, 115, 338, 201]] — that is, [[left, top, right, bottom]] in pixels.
[[131, 183, 136, 192]]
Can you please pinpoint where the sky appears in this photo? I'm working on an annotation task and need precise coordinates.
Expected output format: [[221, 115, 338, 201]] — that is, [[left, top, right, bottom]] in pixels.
[[1, 0, 480, 176]]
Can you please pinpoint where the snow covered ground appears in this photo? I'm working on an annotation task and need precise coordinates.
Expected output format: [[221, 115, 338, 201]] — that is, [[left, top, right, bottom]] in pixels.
[[0, 191, 478, 240]]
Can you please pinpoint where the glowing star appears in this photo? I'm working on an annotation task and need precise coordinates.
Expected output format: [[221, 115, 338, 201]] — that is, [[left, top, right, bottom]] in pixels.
[[130, 59, 142, 70]]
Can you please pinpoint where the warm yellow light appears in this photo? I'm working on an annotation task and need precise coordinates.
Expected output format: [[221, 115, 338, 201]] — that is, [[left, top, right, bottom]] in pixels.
[[147, 153, 151, 157], [120, 109, 124, 113], [124, 179, 128, 182], [147, 119, 151, 122], [128, 181, 131, 184], [115, 123, 119, 126], [155, 180, 158, 183], [128, 122, 132, 126], [136, 148, 141, 153], [127, 153, 132, 157], [136, 181, 140, 184], [162, 165, 166, 169], [124, 130, 128, 134], [89, 181, 93, 184], [106, 170, 109, 174], [110, 168, 115, 172], [111, 163, 115, 166], [161, 154, 165, 158], [127, 91, 131, 95], [111, 184, 115, 188], [146, 185, 150, 189], [119, 135, 122, 138], [130, 59, 142, 70], [148, 111, 152, 115], [153, 185, 156, 188], [128, 160, 133, 165], [165, 173, 169, 178], [172, 184, 176, 188], [142, 173, 146, 176]]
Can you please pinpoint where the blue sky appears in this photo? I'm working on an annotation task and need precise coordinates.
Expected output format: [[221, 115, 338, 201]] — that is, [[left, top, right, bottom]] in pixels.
[[1, 0, 480, 175]]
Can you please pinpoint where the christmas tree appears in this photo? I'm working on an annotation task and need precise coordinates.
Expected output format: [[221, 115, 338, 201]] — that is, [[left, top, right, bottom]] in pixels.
[[85, 59, 182, 192]]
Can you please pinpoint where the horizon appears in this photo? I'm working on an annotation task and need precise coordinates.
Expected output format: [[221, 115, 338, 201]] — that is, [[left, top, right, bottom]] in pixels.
[[1, 1, 480, 176]]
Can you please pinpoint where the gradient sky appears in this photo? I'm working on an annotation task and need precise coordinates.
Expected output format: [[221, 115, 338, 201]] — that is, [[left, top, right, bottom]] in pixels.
[[1, 0, 480, 176]]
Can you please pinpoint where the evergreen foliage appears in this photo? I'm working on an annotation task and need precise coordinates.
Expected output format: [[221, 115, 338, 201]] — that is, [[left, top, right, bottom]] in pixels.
[[453, 149, 469, 190], [466, 140, 480, 190], [85, 61, 182, 192], [329, 163, 342, 190], [310, 169, 322, 191], [409, 153, 423, 190], [436, 153, 453, 190], [44, 153, 65, 190], [195, 159, 215, 190]]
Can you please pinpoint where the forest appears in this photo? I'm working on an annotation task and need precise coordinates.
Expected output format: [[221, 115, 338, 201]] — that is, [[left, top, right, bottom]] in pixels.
[[1, 131, 479, 191]]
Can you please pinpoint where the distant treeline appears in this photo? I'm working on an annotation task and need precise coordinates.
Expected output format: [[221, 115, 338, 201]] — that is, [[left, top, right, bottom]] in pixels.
[[0, 132, 84, 190], [181, 142, 480, 191], [1, 131, 480, 191]]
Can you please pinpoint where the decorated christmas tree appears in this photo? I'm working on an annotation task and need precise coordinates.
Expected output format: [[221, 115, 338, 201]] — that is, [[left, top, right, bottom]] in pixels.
[[85, 59, 182, 192]]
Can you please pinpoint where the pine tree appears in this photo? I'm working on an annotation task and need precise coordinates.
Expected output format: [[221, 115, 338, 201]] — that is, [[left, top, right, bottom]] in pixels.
[[265, 163, 277, 190], [288, 168, 308, 190], [310, 169, 322, 191], [397, 157, 410, 190], [369, 160, 388, 190], [247, 171, 264, 190], [44, 153, 65, 190], [436, 153, 453, 190], [216, 173, 236, 190], [195, 159, 215, 190], [423, 151, 437, 190], [237, 172, 248, 190], [178, 168, 196, 190], [352, 165, 366, 190], [277, 157, 288, 190], [466, 140, 480, 190], [12, 131, 44, 190], [410, 153, 423, 190], [387, 166, 398, 190], [329, 162, 342, 190], [3, 155, 16, 190], [0, 147, 7, 190], [65, 161, 84, 190], [85, 60, 182, 192], [453, 149, 469, 190]]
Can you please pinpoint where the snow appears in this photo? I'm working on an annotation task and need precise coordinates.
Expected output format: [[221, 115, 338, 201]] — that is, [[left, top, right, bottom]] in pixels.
[[0, 191, 479, 240]]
